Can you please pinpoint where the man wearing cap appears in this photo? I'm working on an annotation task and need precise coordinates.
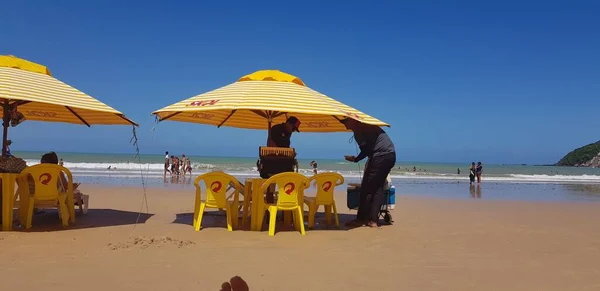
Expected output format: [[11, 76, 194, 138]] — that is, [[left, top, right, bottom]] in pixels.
[[267, 116, 301, 147], [341, 118, 396, 228], [259, 116, 301, 204]]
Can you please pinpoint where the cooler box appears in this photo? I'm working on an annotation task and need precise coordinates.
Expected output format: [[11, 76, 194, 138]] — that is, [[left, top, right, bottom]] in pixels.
[[387, 186, 396, 210], [347, 184, 361, 209], [347, 185, 396, 210]]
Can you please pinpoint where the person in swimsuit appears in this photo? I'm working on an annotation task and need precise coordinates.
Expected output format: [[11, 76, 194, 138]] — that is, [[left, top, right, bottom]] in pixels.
[[476, 162, 483, 183], [174, 157, 181, 176], [170, 155, 177, 176], [164, 151, 171, 177], [181, 154, 187, 176], [186, 159, 192, 177], [469, 162, 476, 185], [310, 160, 318, 175]]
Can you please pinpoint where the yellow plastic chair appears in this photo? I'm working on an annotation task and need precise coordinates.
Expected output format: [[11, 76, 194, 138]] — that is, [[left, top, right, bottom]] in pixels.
[[258, 172, 309, 236], [305, 172, 344, 228], [19, 164, 75, 229], [193, 172, 242, 231]]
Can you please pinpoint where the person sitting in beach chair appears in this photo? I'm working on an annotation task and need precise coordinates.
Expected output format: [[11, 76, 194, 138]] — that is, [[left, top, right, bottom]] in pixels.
[[26, 152, 89, 215]]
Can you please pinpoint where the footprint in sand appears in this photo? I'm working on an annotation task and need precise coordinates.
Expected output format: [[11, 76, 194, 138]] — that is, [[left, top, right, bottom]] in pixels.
[[107, 236, 195, 250]]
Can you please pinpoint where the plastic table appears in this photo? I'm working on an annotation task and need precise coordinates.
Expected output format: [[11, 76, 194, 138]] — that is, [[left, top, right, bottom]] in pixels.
[[1, 173, 19, 231]]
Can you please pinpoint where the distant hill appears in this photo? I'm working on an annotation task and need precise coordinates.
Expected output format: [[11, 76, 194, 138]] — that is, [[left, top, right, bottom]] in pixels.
[[556, 141, 600, 167]]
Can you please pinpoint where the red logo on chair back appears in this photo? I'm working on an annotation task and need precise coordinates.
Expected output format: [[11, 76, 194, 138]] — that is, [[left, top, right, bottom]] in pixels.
[[283, 182, 295, 195], [39, 173, 52, 185], [210, 181, 223, 192], [322, 181, 333, 192]]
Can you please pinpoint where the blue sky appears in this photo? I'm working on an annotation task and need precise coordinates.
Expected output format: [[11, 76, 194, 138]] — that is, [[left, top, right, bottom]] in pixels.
[[2, 0, 599, 164]]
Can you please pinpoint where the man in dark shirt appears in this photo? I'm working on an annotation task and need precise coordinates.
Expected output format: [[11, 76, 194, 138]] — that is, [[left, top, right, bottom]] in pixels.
[[342, 118, 396, 228], [267, 116, 301, 147], [261, 116, 301, 203]]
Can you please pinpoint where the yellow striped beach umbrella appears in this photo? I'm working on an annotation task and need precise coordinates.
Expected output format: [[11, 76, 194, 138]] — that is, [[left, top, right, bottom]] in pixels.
[[0, 55, 138, 156], [152, 70, 389, 132]]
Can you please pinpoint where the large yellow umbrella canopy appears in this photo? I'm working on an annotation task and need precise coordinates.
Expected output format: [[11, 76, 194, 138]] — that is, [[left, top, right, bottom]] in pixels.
[[152, 70, 389, 132], [0, 55, 138, 156]]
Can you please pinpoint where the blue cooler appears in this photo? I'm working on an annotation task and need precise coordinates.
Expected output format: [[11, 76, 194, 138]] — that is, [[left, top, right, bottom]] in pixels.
[[386, 186, 396, 210], [347, 185, 396, 210], [347, 184, 361, 209]]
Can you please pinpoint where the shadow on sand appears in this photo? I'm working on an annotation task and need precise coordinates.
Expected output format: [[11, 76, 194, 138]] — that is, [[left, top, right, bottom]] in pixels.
[[14, 208, 154, 232], [173, 210, 389, 232]]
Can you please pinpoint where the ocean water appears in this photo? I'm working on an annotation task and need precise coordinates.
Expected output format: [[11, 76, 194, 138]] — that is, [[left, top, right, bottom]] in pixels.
[[15, 151, 600, 202]]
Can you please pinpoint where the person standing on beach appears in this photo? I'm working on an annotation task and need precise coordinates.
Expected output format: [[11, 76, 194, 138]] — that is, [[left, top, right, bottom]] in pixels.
[[261, 116, 301, 203], [186, 158, 192, 177], [174, 156, 181, 176], [181, 154, 187, 176], [171, 155, 177, 176], [267, 116, 301, 147], [164, 151, 171, 177], [469, 162, 476, 185], [4, 140, 13, 157], [341, 117, 396, 228], [476, 162, 483, 183], [310, 160, 318, 175]]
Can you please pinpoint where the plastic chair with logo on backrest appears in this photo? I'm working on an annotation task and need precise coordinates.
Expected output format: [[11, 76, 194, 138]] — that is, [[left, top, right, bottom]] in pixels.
[[258, 172, 310, 236], [19, 164, 74, 229], [305, 172, 344, 229], [193, 172, 243, 231]]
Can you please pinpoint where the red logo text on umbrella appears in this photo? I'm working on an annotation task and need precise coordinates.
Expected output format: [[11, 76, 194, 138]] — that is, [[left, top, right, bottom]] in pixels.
[[306, 122, 329, 128], [189, 100, 220, 107], [39, 173, 52, 185], [322, 181, 333, 192], [191, 112, 215, 120], [27, 111, 57, 118], [345, 112, 361, 119], [283, 182, 295, 195], [210, 181, 223, 192]]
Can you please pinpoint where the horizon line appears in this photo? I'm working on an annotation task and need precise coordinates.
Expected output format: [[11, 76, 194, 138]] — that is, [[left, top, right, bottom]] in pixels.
[[12, 150, 552, 166]]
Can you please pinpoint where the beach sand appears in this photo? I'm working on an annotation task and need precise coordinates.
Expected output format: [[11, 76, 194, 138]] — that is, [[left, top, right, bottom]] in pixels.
[[1, 185, 600, 290]]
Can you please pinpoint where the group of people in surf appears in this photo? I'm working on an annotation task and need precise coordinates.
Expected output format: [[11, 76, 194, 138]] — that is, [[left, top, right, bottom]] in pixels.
[[164, 151, 193, 178]]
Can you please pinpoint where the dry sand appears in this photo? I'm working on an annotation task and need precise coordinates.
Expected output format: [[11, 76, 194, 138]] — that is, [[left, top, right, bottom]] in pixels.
[[1, 185, 600, 290]]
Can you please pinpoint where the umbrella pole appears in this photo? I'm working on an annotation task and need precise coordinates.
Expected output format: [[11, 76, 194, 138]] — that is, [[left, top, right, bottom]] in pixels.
[[267, 120, 272, 143], [266, 110, 273, 144], [1, 101, 9, 157]]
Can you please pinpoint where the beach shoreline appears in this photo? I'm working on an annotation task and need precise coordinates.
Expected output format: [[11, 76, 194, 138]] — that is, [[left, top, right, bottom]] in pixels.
[[74, 177, 600, 203], [80, 182, 600, 203]]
